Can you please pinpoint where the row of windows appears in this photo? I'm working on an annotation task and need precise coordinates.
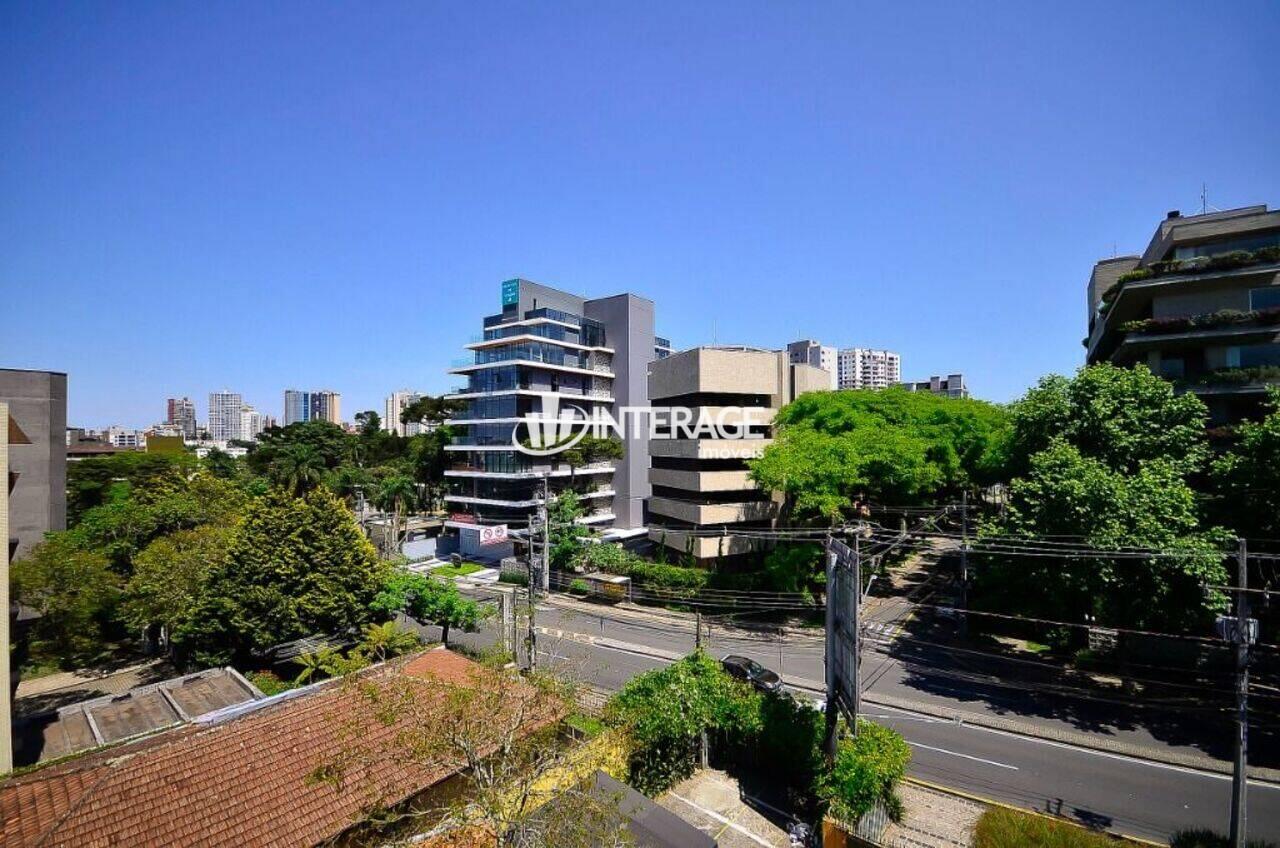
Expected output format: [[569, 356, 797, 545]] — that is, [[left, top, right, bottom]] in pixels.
[[1173, 231, 1280, 260]]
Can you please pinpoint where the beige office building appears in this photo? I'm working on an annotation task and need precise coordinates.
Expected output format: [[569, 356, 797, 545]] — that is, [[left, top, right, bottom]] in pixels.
[[646, 347, 828, 563]]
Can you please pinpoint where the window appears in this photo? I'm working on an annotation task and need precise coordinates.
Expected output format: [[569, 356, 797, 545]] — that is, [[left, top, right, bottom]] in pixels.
[[1251, 287, 1280, 310], [1158, 357, 1185, 379], [1173, 231, 1280, 260], [1239, 344, 1280, 368]]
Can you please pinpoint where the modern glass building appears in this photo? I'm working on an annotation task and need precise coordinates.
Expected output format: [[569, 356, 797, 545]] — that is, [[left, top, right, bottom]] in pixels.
[[443, 279, 665, 555]]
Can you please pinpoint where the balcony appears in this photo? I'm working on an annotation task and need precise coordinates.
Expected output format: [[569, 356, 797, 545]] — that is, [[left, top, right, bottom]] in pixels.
[[647, 496, 776, 525]]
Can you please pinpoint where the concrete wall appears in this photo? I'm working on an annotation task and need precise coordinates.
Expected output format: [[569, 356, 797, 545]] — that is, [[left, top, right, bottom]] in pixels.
[[649, 347, 782, 401], [585, 293, 656, 530], [0, 370, 67, 561]]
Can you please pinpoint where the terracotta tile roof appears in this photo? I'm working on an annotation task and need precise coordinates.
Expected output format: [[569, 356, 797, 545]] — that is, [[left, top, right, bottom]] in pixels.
[[0, 649, 530, 848]]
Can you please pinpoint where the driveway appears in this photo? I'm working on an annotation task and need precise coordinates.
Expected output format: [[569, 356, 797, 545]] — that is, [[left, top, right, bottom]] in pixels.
[[658, 769, 798, 848]]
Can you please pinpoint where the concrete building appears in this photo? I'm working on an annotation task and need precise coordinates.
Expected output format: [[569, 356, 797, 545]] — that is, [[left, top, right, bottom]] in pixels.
[[104, 425, 145, 449], [283, 389, 342, 426], [901, 374, 969, 399], [2, 402, 14, 771], [442, 278, 663, 555], [1085, 205, 1280, 423], [239, 405, 269, 441], [165, 397, 197, 439], [837, 348, 901, 390], [647, 346, 828, 563], [384, 390, 424, 437], [0, 370, 67, 562], [207, 391, 243, 442], [786, 339, 838, 389]]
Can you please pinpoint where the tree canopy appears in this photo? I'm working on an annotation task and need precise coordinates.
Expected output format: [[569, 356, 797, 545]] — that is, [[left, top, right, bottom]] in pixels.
[[750, 388, 1009, 519]]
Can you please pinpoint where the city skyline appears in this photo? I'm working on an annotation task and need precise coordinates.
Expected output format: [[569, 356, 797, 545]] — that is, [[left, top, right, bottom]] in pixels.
[[3, 3, 1277, 428]]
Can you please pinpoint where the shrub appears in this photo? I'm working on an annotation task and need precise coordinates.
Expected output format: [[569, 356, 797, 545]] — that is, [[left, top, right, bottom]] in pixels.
[[1116, 268, 1153, 284], [246, 670, 293, 696], [973, 807, 1120, 847], [568, 578, 590, 596], [605, 651, 762, 795], [498, 571, 528, 586], [1169, 828, 1277, 848], [816, 720, 911, 823]]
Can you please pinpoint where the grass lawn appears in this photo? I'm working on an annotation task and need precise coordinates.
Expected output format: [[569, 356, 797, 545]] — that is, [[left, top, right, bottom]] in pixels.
[[973, 808, 1124, 847], [432, 561, 486, 578]]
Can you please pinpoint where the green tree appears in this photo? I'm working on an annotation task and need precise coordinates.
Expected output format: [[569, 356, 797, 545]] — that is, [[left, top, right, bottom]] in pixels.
[[399, 394, 464, 429], [121, 525, 232, 647], [548, 490, 590, 569], [560, 435, 623, 484], [370, 570, 486, 645], [1212, 388, 1280, 540], [984, 365, 1228, 632], [202, 447, 240, 480], [66, 452, 197, 525], [355, 620, 422, 662], [1006, 364, 1208, 478], [248, 420, 350, 476], [817, 720, 911, 823], [983, 441, 1229, 631], [180, 488, 387, 665], [406, 426, 453, 510], [750, 388, 1009, 520], [763, 543, 824, 593], [267, 444, 328, 496], [11, 536, 123, 666], [374, 473, 419, 555]]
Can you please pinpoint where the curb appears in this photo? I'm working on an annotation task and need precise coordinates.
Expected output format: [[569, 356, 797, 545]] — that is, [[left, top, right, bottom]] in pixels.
[[901, 777, 1165, 847]]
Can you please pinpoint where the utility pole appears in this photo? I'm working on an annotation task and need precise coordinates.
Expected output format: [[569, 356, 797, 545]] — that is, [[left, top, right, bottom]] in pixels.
[[959, 490, 970, 638], [695, 610, 702, 650], [823, 536, 839, 763], [852, 529, 861, 734], [1229, 537, 1254, 847], [540, 472, 551, 595]]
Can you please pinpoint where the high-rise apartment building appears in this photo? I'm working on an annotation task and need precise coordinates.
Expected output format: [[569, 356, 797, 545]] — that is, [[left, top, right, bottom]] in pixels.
[[443, 278, 662, 555], [283, 389, 342, 426], [208, 391, 243, 442], [165, 397, 197, 439], [1085, 204, 1280, 424], [647, 347, 829, 563], [0, 369, 67, 562], [901, 374, 969, 399], [240, 405, 269, 441], [384, 390, 424, 437], [786, 340, 838, 389], [837, 348, 901, 390]]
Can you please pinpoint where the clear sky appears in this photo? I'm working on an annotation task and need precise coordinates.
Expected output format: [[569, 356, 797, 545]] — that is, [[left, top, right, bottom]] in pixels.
[[3, 2, 1277, 428]]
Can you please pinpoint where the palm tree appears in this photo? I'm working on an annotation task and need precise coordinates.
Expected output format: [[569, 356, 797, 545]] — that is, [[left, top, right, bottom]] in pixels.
[[358, 621, 421, 662], [375, 474, 418, 556], [269, 444, 326, 496]]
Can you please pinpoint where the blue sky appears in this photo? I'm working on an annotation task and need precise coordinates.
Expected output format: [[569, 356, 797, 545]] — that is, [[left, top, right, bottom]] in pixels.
[[3, 2, 1277, 428]]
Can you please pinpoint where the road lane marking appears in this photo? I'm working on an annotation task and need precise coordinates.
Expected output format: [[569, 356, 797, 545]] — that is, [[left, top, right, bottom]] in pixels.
[[667, 793, 772, 847], [906, 741, 1019, 770], [872, 701, 1280, 789]]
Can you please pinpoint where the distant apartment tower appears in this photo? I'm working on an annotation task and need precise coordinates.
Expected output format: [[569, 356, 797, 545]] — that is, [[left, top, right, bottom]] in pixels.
[[647, 347, 829, 563], [165, 397, 197, 439], [385, 390, 424, 437], [207, 391, 243, 442], [240, 405, 269, 441], [837, 348, 901, 390], [1085, 204, 1280, 424], [902, 374, 969, 399], [786, 340, 838, 389], [283, 389, 342, 426], [443, 278, 662, 555], [0, 369, 67, 562]]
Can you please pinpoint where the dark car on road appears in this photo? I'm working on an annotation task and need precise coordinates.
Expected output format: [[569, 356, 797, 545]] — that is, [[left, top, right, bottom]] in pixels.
[[721, 654, 783, 693]]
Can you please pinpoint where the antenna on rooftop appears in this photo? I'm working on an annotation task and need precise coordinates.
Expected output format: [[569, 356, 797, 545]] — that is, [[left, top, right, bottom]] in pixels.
[[1201, 183, 1222, 215]]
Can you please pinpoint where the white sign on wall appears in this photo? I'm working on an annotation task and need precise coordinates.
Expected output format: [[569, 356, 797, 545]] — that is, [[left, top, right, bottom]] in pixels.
[[479, 524, 509, 546]]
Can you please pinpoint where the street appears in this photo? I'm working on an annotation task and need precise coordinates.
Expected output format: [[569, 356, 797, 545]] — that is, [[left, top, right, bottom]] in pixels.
[[450, 593, 1280, 844]]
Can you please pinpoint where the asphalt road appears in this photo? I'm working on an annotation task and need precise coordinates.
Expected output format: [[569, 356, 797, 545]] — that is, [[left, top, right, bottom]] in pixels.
[[449, 596, 1280, 843]]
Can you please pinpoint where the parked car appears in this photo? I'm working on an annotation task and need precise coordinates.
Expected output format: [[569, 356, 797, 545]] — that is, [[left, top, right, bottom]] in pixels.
[[721, 654, 783, 693]]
